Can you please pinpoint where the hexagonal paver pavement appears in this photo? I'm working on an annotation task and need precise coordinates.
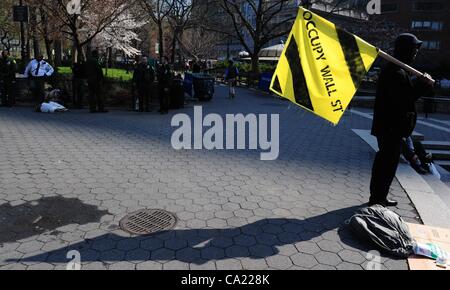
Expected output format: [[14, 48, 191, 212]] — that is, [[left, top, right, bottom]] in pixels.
[[0, 85, 423, 270]]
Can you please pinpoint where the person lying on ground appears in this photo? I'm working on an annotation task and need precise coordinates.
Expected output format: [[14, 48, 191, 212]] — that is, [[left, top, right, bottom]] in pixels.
[[40, 89, 68, 113]]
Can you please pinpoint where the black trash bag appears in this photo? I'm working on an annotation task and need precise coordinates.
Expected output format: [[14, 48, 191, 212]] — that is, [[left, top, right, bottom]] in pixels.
[[348, 205, 415, 258]]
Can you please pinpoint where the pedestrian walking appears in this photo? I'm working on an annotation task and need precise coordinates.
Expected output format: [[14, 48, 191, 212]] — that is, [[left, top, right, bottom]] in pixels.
[[370, 33, 435, 207], [225, 60, 239, 99], [85, 50, 107, 113], [24, 54, 54, 111], [133, 56, 154, 112], [157, 57, 173, 115], [0, 50, 16, 107]]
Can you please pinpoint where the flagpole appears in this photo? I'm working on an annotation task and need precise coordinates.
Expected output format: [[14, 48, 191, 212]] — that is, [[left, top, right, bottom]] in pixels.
[[378, 50, 435, 85]]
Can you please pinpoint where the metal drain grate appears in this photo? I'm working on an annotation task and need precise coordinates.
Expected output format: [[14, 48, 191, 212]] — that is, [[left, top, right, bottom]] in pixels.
[[119, 209, 177, 235]]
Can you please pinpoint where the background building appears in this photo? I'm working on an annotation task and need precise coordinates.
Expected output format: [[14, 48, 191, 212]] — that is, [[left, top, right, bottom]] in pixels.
[[376, 0, 450, 75]]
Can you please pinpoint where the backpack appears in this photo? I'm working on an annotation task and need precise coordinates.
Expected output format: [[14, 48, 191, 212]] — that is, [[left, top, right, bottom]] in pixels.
[[227, 66, 238, 79], [347, 205, 415, 258]]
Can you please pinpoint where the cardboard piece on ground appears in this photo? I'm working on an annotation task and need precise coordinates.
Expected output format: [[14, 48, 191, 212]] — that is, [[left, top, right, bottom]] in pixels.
[[407, 223, 450, 270]]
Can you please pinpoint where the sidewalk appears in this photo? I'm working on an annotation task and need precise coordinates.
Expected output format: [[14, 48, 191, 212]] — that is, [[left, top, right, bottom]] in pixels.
[[0, 86, 422, 270]]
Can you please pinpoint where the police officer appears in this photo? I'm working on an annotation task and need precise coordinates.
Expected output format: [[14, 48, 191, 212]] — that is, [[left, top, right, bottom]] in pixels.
[[85, 50, 107, 113], [370, 33, 434, 207], [24, 54, 55, 110], [0, 50, 16, 107], [157, 57, 173, 115], [72, 60, 86, 109], [133, 56, 154, 112]]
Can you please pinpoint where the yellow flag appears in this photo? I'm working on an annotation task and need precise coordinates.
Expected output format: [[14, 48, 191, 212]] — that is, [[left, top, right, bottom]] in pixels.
[[270, 7, 379, 125]]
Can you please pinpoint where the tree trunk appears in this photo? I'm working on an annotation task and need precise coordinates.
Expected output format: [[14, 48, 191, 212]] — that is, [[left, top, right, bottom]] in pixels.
[[171, 30, 177, 65], [44, 39, 52, 65], [108, 47, 113, 70], [30, 7, 40, 58], [74, 42, 85, 63], [54, 39, 62, 67], [26, 30, 31, 60], [251, 52, 260, 86], [40, 7, 53, 64], [158, 20, 164, 62]]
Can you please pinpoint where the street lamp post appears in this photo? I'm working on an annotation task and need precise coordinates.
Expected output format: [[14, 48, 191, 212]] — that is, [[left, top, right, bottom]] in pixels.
[[19, 0, 27, 62]]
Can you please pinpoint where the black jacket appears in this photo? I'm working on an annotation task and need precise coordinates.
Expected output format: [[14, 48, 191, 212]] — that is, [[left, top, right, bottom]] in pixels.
[[85, 57, 104, 83], [0, 56, 16, 82], [372, 35, 434, 138], [133, 63, 154, 87], [157, 65, 173, 89]]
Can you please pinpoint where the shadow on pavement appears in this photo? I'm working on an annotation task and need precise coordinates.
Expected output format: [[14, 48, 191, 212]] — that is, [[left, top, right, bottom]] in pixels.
[[14, 206, 380, 265], [0, 196, 110, 245]]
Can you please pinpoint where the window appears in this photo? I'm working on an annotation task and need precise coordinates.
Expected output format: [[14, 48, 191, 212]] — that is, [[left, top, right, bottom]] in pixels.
[[411, 21, 444, 31], [381, 3, 398, 13], [431, 22, 443, 31], [422, 41, 441, 51], [414, 2, 443, 11]]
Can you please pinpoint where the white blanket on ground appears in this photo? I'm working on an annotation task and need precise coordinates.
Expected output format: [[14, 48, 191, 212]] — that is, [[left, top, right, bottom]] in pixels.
[[41, 101, 66, 113]]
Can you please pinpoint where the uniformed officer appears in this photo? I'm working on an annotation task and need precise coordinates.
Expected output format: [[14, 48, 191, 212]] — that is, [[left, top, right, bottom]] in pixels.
[[24, 54, 55, 110], [0, 50, 17, 107], [85, 50, 107, 113], [157, 57, 173, 115], [133, 56, 154, 112]]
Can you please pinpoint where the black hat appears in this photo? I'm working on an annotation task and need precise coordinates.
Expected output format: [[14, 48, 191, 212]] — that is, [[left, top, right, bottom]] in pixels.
[[396, 33, 423, 48]]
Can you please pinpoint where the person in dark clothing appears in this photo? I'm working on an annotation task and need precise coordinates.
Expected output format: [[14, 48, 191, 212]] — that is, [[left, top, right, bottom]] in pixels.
[[157, 58, 173, 115], [370, 33, 434, 207], [85, 50, 107, 113], [225, 60, 239, 99], [133, 56, 154, 112], [192, 62, 201, 73], [401, 137, 432, 175], [72, 61, 86, 109], [0, 50, 16, 107]]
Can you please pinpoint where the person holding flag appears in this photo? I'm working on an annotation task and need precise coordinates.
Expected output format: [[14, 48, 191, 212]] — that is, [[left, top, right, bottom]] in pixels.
[[270, 7, 434, 207], [369, 34, 434, 207]]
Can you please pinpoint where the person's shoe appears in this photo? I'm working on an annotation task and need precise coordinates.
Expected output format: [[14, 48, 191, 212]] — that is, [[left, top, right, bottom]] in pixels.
[[412, 163, 428, 175], [383, 199, 398, 207]]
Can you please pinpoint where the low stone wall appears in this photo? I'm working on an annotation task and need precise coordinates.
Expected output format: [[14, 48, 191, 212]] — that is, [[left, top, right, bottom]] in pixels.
[[11, 75, 158, 109]]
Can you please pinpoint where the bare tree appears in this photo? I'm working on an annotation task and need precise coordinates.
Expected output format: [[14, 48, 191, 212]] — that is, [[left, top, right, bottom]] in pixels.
[[217, 0, 297, 74], [167, 0, 194, 63], [180, 26, 221, 61], [140, 0, 175, 61]]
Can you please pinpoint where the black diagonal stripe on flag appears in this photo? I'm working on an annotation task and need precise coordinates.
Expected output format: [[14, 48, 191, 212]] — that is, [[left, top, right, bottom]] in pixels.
[[285, 36, 314, 111], [272, 75, 283, 95], [336, 27, 367, 89]]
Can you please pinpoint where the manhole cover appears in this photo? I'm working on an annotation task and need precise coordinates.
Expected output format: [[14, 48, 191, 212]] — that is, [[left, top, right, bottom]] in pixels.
[[119, 209, 177, 235]]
